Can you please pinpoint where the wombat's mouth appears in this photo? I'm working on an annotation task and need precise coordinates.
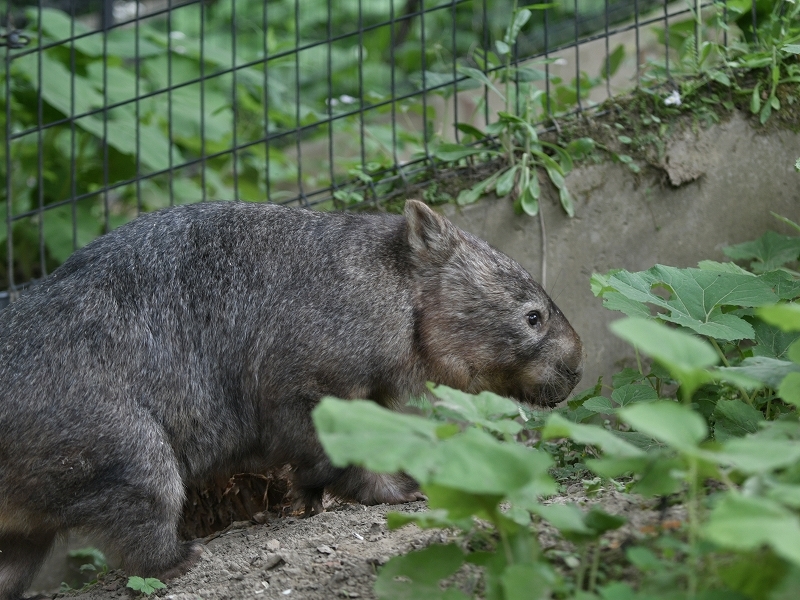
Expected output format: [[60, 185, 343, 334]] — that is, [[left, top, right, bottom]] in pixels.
[[512, 366, 583, 407]]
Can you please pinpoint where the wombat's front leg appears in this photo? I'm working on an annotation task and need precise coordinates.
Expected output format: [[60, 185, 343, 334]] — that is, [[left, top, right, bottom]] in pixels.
[[0, 530, 57, 600]]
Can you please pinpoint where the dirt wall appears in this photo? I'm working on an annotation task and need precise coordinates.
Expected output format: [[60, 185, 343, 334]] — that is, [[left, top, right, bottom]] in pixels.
[[443, 111, 800, 393]]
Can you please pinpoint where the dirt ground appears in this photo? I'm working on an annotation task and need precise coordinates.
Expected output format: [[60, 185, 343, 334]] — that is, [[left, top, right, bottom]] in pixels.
[[40, 486, 683, 600]]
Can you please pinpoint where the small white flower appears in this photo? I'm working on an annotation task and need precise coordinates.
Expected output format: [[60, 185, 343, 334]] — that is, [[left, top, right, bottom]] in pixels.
[[664, 90, 682, 106], [554, 57, 568, 66], [339, 94, 356, 104], [169, 31, 186, 40], [326, 98, 339, 107]]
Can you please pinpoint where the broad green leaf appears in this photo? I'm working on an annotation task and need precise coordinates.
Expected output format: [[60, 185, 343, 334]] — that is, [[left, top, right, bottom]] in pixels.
[[610, 317, 717, 399], [582, 396, 616, 413], [704, 494, 800, 566], [313, 398, 439, 478], [759, 271, 800, 301], [751, 83, 762, 114], [583, 506, 627, 535], [779, 372, 800, 407], [767, 484, 800, 509], [620, 401, 708, 452], [542, 413, 645, 458], [529, 503, 594, 537], [718, 357, 800, 389], [611, 383, 658, 407], [724, 231, 800, 274], [501, 564, 552, 600], [752, 319, 800, 360], [603, 266, 778, 341], [430, 428, 552, 494], [375, 544, 468, 600], [423, 484, 504, 521], [612, 368, 646, 388], [712, 399, 764, 442], [713, 438, 800, 474], [431, 385, 522, 436], [697, 260, 753, 275], [758, 304, 800, 332]]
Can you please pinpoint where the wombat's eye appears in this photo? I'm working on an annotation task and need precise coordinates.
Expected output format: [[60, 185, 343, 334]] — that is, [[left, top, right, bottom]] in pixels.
[[526, 311, 541, 327]]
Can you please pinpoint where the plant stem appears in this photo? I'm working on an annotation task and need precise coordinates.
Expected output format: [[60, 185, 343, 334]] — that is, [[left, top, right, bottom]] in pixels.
[[709, 338, 729, 367], [588, 543, 601, 592], [686, 456, 699, 600], [576, 544, 589, 592]]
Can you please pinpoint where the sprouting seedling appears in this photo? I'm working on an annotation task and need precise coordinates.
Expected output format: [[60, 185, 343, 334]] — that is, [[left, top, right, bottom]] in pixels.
[[126, 576, 167, 596]]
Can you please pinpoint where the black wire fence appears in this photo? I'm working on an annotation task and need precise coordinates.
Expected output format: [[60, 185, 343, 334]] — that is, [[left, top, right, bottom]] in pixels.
[[1, 0, 735, 299]]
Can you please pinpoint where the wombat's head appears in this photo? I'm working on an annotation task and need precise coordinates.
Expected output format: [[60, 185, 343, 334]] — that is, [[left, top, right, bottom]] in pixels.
[[405, 199, 584, 407]]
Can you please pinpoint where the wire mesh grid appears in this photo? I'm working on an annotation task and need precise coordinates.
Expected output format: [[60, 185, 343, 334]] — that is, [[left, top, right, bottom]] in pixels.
[[2, 0, 722, 299]]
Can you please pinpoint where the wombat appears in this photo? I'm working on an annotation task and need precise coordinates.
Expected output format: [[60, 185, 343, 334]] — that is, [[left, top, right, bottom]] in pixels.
[[0, 199, 583, 599]]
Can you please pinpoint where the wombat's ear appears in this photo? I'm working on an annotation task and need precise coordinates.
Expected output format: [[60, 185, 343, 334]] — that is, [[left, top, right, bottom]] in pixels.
[[404, 199, 460, 263]]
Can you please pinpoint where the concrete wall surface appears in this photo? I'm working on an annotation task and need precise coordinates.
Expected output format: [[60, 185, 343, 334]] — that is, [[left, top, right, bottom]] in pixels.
[[442, 112, 800, 394]]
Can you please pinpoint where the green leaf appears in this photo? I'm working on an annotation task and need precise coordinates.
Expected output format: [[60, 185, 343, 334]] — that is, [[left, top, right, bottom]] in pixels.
[[529, 503, 594, 537], [751, 84, 762, 114], [620, 401, 708, 452], [759, 271, 800, 302], [313, 398, 440, 479], [758, 304, 800, 332], [504, 9, 532, 45], [724, 231, 800, 274], [611, 383, 658, 407], [704, 494, 800, 567], [714, 438, 800, 474], [433, 143, 484, 162], [602, 266, 779, 341], [501, 564, 553, 600], [618, 135, 632, 144], [566, 137, 595, 159], [559, 186, 575, 218], [542, 413, 645, 458], [610, 318, 718, 399], [430, 428, 552, 495], [387, 509, 471, 532], [375, 544, 468, 600], [495, 166, 519, 198], [587, 454, 683, 496], [718, 357, 800, 389], [784, 44, 800, 55], [126, 576, 166, 595], [495, 40, 511, 56], [712, 398, 764, 442], [602, 44, 626, 80], [752, 318, 800, 360], [779, 372, 800, 407], [582, 396, 616, 413], [456, 65, 504, 100], [431, 386, 523, 436]]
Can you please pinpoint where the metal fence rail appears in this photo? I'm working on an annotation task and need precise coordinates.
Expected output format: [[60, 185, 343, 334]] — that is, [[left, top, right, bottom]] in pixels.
[[2, 0, 722, 298]]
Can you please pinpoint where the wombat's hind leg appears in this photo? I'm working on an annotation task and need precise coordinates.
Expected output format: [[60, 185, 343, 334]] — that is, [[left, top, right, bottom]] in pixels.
[[330, 468, 425, 506], [0, 530, 57, 600]]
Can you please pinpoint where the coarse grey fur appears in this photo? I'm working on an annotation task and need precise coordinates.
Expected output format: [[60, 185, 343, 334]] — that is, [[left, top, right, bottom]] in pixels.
[[0, 199, 583, 599]]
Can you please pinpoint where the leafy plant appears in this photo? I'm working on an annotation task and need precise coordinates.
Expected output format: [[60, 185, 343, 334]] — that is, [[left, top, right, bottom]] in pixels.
[[59, 547, 108, 593], [314, 216, 800, 599], [126, 576, 167, 596], [427, 3, 627, 218]]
